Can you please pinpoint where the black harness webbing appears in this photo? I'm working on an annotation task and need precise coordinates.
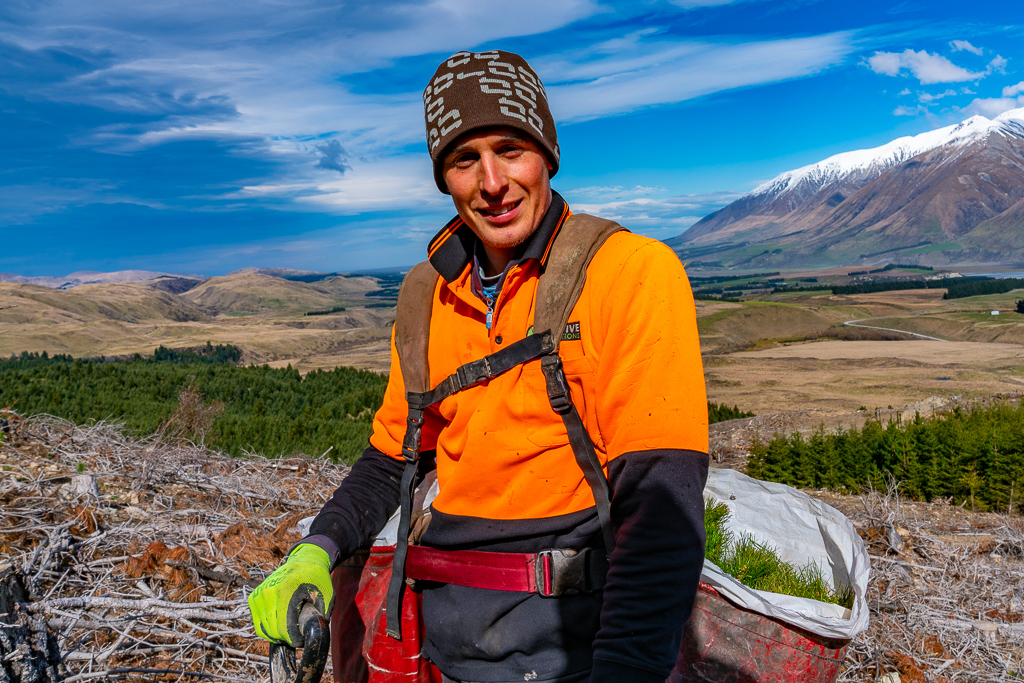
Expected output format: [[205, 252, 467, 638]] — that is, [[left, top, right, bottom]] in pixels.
[[385, 332, 557, 638], [540, 355, 616, 555], [406, 331, 556, 411]]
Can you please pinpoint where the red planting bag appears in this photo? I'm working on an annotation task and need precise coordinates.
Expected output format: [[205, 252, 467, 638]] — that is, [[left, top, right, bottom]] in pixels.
[[330, 546, 442, 683]]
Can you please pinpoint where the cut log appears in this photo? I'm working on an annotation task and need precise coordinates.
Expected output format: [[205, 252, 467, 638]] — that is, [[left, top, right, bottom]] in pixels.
[[0, 563, 64, 683]]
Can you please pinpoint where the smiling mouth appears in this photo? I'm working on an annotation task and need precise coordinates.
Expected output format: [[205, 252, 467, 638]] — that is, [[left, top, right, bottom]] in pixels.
[[478, 199, 522, 217]]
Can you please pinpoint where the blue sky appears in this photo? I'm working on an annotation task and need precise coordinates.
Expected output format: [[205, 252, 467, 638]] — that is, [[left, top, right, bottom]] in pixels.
[[2, 0, 1022, 276]]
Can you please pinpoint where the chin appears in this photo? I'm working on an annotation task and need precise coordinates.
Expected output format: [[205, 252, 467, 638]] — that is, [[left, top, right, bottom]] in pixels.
[[480, 226, 532, 251]]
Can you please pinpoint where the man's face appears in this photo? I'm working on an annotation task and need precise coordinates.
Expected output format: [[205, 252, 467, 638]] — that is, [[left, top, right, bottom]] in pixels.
[[442, 127, 553, 257]]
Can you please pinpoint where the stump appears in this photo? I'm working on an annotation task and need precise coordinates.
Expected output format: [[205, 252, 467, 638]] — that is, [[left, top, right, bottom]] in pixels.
[[0, 563, 63, 683]]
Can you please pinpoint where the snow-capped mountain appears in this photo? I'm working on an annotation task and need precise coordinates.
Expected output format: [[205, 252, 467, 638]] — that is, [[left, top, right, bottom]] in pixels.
[[750, 109, 1024, 201], [673, 108, 1024, 269]]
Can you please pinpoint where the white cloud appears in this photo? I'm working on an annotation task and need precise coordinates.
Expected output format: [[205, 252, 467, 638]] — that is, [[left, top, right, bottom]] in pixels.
[[565, 191, 743, 238], [867, 52, 902, 76], [918, 88, 957, 102], [566, 185, 665, 200], [666, 0, 748, 7], [893, 104, 926, 116], [4, 0, 600, 158], [867, 49, 985, 84], [949, 40, 983, 55], [1003, 81, 1024, 97], [988, 55, 1008, 75], [236, 156, 448, 215], [964, 96, 1024, 118], [898, 88, 912, 96], [546, 32, 854, 121]]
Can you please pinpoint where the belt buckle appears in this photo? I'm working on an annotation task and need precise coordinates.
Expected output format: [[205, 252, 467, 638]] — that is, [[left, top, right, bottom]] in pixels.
[[535, 548, 586, 597]]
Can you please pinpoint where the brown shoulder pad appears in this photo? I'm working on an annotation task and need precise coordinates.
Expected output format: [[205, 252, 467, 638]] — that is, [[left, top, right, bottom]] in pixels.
[[534, 213, 627, 350], [395, 261, 440, 395]]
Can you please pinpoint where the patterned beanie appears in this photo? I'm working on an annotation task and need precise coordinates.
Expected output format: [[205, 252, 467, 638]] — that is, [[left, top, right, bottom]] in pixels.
[[423, 50, 559, 193]]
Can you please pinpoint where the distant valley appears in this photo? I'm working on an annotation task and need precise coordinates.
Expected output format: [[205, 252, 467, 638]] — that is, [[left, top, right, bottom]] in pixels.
[[0, 268, 403, 372]]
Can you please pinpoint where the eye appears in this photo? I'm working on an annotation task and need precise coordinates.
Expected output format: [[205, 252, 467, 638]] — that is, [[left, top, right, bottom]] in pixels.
[[499, 144, 523, 157], [450, 152, 478, 168]]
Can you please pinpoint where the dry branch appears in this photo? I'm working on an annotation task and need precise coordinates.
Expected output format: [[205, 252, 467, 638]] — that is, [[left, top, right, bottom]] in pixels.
[[835, 479, 1024, 682], [4, 408, 1023, 681], [0, 411, 346, 680]]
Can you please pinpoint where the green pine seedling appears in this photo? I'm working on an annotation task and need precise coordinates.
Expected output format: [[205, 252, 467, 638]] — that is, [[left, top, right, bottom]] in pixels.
[[704, 498, 854, 609]]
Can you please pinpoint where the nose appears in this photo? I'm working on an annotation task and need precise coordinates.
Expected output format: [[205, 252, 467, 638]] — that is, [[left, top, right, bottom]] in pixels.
[[479, 152, 508, 197]]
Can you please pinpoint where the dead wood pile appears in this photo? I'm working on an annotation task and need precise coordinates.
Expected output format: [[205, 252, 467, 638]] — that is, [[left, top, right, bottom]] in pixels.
[[3, 407, 1024, 682], [831, 481, 1024, 682], [0, 410, 345, 681]]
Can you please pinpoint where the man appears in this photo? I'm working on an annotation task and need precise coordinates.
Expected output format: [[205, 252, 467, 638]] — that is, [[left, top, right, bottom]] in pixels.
[[249, 49, 709, 683]]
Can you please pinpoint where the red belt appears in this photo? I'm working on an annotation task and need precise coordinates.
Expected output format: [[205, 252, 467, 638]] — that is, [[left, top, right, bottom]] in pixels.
[[404, 545, 607, 597]]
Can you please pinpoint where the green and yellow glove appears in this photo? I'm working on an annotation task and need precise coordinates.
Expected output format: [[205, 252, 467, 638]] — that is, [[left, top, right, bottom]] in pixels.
[[248, 543, 334, 646]]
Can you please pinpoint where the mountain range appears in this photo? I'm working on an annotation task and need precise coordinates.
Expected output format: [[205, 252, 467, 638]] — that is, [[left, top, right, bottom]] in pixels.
[[669, 107, 1024, 270], [0, 267, 329, 290]]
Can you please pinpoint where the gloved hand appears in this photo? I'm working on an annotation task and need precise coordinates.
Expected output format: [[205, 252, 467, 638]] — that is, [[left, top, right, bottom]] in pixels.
[[248, 543, 334, 646]]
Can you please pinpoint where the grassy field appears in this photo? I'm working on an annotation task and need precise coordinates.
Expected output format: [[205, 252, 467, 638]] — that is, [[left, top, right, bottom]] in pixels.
[[695, 285, 1024, 414], [5, 273, 1024, 418]]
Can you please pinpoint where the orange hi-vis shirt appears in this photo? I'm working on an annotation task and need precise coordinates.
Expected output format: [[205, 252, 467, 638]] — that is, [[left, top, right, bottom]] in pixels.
[[369, 197, 708, 529]]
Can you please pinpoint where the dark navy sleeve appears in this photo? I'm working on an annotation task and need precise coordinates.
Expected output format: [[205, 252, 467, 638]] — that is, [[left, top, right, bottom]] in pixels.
[[590, 448, 709, 681], [304, 446, 406, 567]]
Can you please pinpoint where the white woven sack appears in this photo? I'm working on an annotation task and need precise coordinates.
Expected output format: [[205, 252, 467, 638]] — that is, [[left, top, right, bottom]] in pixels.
[[702, 468, 870, 640]]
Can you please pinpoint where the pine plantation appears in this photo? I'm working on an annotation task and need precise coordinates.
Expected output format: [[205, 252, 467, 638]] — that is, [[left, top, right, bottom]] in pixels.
[[1, 350, 751, 464], [0, 351, 387, 463], [746, 403, 1024, 514]]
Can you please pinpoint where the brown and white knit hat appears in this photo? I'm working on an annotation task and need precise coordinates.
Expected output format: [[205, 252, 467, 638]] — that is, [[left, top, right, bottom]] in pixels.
[[423, 50, 559, 193]]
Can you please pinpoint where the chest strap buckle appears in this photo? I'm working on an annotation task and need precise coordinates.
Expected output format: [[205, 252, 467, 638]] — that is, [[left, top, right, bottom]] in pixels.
[[540, 354, 571, 413]]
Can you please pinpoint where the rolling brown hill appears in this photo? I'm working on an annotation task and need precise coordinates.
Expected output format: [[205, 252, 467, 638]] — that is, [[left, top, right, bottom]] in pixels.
[[0, 281, 209, 324], [0, 271, 397, 369], [181, 272, 381, 314]]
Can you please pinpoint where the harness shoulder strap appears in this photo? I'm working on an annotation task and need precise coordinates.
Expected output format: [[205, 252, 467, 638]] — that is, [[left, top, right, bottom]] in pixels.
[[394, 260, 439, 395], [534, 213, 627, 354], [534, 213, 627, 559], [386, 260, 438, 639]]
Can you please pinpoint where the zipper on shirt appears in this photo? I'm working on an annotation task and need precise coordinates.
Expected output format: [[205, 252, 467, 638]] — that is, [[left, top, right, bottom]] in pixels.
[[480, 263, 518, 335]]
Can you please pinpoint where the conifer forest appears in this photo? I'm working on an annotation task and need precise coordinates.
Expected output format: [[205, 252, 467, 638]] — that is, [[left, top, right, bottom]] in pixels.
[[2, 348, 753, 463]]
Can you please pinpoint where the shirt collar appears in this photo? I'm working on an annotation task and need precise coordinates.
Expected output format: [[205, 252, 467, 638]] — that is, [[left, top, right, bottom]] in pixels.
[[426, 190, 571, 283]]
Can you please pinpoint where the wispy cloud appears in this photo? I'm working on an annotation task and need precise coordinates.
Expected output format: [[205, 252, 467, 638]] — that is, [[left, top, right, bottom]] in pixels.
[[546, 32, 855, 121], [1003, 81, 1024, 98], [315, 140, 350, 175], [964, 96, 1024, 119], [665, 0, 754, 7], [866, 49, 985, 84], [566, 191, 742, 238], [2, 0, 601, 156], [918, 88, 957, 102], [235, 156, 448, 215], [893, 104, 927, 116], [565, 185, 666, 201], [949, 40, 983, 55]]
